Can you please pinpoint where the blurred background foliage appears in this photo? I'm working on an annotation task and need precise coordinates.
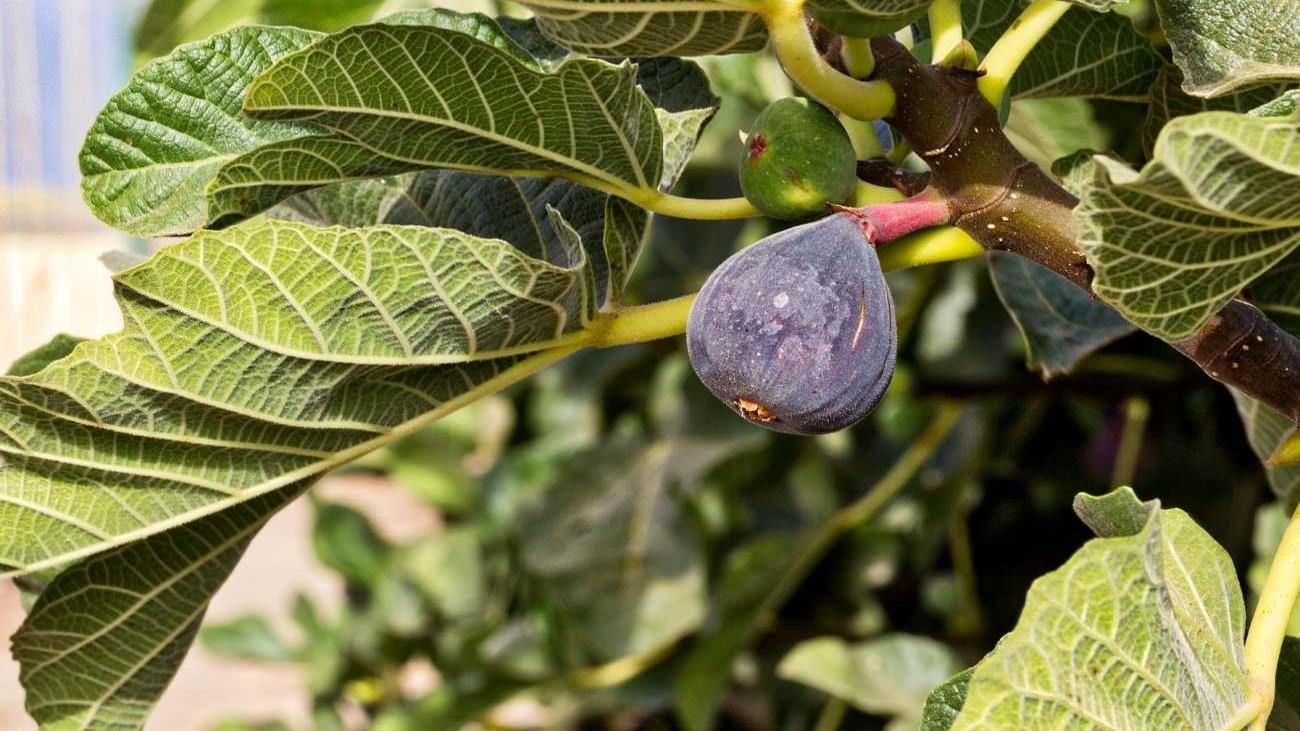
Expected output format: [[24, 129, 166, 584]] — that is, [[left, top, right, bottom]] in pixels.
[[127, 1, 1283, 729]]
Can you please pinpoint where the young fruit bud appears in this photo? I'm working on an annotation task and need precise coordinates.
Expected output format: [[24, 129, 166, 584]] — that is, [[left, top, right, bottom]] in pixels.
[[687, 213, 897, 435], [739, 98, 858, 221]]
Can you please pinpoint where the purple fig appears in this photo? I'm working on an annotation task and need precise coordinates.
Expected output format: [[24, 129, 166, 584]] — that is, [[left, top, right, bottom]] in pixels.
[[687, 212, 897, 434]]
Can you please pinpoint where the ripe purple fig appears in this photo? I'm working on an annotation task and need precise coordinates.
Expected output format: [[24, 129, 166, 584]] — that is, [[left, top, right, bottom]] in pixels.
[[687, 212, 897, 434]]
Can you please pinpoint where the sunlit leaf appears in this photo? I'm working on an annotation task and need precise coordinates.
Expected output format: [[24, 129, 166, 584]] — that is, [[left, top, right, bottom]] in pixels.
[[81, 26, 323, 236], [515, 0, 768, 57], [920, 668, 973, 731], [950, 487, 1250, 730], [209, 21, 665, 226], [1154, 0, 1300, 96], [1072, 102, 1300, 340], [13, 486, 302, 731], [0, 217, 593, 579], [1141, 64, 1287, 157], [961, 0, 1162, 100]]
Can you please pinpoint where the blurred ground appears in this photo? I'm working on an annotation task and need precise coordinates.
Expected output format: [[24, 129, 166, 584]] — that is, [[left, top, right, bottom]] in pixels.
[[0, 469, 438, 730]]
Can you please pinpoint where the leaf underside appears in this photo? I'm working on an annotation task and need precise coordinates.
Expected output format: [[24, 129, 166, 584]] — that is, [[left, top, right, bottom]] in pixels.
[[951, 489, 1250, 730]]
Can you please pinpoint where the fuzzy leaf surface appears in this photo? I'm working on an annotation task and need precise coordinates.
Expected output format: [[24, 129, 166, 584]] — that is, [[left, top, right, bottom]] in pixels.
[[962, 0, 1162, 99], [950, 489, 1249, 730], [1073, 103, 1300, 340]]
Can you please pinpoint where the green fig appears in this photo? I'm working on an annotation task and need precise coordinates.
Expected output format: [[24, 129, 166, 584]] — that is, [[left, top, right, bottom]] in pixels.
[[739, 98, 858, 220]]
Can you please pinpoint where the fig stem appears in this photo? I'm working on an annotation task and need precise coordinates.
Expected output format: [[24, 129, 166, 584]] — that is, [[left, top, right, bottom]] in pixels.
[[627, 191, 762, 220], [839, 192, 954, 244], [586, 295, 697, 348], [976, 0, 1072, 104], [582, 224, 981, 350], [877, 226, 983, 270], [1243, 501, 1300, 729], [762, 0, 896, 120], [839, 37, 875, 78], [928, 0, 965, 64]]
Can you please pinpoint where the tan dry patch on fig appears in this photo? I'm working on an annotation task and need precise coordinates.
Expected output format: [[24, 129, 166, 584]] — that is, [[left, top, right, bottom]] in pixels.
[[735, 397, 777, 424], [851, 287, 868, 351]]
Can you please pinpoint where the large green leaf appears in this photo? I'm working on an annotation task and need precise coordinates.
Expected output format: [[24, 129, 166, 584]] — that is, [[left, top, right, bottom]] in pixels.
[[1141, 64, 1289, 157], [208, 22, 665, 226], [81, 26, 323, 236], [1154, 0, 1300, 97], [272, 172, 646, 309], [962, 0, 1162, 99], [1073, 102, 1300, 341], [12, 486, 302, 731], [988, 251, 1134, 377], [263, 54, 718, 308], [778, 634, 962, 725], [514, 0, 768, 57], [0, 217, 596, 579], [950, 487, 1250, 730]]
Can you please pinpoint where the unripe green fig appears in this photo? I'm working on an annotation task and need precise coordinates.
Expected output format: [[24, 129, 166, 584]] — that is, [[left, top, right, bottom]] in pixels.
[[687, 212, 897, 435], [739, 98, 858, 221], [808, 5, 927, 39]]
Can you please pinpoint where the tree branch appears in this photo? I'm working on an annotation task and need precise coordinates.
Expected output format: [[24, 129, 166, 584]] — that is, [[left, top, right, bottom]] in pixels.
[[868, 37, 1300, 424]]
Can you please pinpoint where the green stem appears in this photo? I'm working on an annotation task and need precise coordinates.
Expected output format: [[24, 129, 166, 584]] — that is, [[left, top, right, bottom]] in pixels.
[[587, 295, 696, 348], [764, 0, 896, 120], [928, 0, 964, 63], [631, 191, 761, 220], [1244, 502, 1300, 729], [812, 698, 848, 731], [948, 505, 984, 637], [840, 36, 876, 78], [738, 404, 963, 640], [976, 0, 1071, 104], [877, 226, 984, 271], [582, 219, 982, 351], [1110, 397, 1149, 488]]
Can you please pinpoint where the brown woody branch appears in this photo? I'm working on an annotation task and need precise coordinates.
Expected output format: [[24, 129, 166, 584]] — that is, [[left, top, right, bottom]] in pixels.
[[866, 37, 1300, 424]]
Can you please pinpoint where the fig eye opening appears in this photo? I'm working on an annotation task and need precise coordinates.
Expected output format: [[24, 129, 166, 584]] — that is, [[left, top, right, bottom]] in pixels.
[[735, 397, 777, 423]]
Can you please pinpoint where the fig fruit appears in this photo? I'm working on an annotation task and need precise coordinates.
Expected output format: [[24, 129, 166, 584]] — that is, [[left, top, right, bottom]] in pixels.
[[687, 212, 897, 434], [739, 98, 858, 221]]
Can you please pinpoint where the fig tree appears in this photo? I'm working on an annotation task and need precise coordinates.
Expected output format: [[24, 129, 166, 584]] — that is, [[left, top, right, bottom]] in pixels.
[[687, 212, 897, 434], [739, 98, 858, 221]]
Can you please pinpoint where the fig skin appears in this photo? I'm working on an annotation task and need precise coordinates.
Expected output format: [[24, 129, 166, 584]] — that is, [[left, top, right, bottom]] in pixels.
[[687, 212, 897, 435], [739, 98, 858, 221]]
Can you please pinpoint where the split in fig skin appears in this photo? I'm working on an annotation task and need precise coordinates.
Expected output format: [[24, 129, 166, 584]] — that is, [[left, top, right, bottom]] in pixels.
[[687, 213, 898, 435], [739, 98, 858, 221]]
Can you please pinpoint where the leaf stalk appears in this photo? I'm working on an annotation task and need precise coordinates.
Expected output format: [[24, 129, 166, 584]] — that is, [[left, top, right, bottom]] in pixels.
[[1244, 501, 1300, 729], [928, 0, 965, 63], [762, 0, 896, 120], [976, 0, 1072, 104]]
